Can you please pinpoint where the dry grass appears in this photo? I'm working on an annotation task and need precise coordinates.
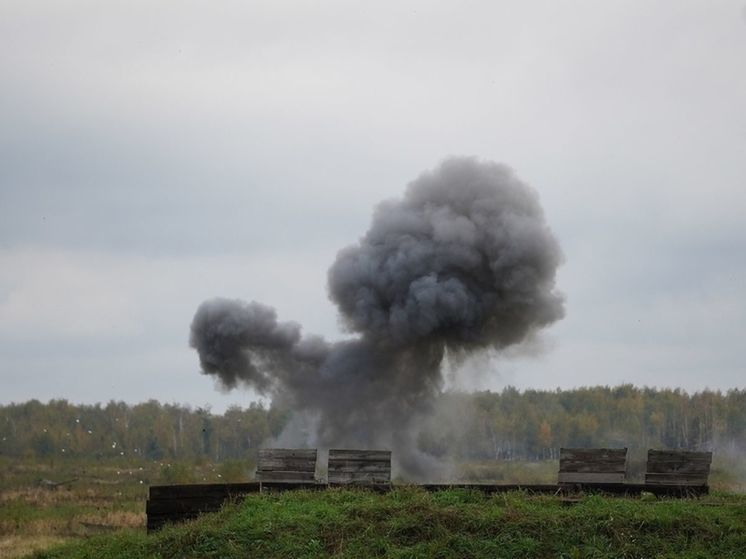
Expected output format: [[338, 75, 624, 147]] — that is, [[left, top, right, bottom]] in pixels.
[[0, 460, 151, 558], [1, 488, 91, 506], [0, 501, 144, 558], [76, 510, 144, 529], [0, 535, 70, 559]]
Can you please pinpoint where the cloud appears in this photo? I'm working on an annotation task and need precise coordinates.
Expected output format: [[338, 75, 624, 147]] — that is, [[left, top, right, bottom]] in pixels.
[[0, 0, 745, 408], [0, 248, 138, 339]]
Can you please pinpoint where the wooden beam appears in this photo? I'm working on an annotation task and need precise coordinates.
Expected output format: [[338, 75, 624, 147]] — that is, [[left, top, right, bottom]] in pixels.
[[328, 449, 391, 485], [149, 482, 259, 499], [558, 472, 626, 484]]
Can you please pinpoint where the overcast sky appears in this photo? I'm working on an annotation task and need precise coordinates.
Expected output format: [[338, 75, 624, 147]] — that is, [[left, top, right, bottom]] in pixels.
[[1, 1, 745, 412]]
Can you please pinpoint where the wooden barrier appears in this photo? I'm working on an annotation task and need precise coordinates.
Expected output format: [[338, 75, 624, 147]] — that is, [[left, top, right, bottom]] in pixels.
[[645, 449, 712, 490], [146, 482, 259, 533], [147, 478, 707, 532], [146, 447, 713, 531], [255, 448, 318, 483], [558, 448, 628, 485], [328, 449, 391, 486]]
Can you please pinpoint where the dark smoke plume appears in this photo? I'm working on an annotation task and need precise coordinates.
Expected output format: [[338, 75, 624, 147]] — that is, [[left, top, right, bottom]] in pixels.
[[190, 157, 564, 477]]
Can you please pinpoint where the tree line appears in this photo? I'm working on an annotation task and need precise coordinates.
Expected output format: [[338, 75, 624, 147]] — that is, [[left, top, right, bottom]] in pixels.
[[416, 385, 746, 461], [0, 399, 287, 462], [1, 385, 745, 462]]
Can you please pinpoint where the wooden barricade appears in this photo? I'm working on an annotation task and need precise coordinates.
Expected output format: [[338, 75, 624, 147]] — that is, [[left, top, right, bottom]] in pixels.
[[645, 449, 712, 489], [255, 448, 318, 483], [146, 447, 716, 532], [558, 448, 628, 485], [328, 449, 391, 486], [146, 482, 259, 533]]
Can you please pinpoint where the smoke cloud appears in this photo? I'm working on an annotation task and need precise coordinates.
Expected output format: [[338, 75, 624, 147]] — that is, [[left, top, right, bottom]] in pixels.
[[190, 157, 565, 477]]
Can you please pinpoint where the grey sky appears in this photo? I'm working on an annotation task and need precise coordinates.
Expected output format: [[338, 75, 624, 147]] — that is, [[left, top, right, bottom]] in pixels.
[[1, 1, 745, 412]]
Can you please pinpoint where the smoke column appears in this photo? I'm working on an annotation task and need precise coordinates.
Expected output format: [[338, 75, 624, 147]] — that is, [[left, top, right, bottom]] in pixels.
[[190, 157, 565, 477]]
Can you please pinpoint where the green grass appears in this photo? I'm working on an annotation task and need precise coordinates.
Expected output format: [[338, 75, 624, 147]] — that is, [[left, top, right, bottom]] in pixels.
[[29, 488, 746, 559], [3, 455, 745, 558]]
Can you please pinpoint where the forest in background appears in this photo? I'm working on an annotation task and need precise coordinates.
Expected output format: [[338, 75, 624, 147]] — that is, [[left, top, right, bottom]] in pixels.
[[2, 385, 745, 465]]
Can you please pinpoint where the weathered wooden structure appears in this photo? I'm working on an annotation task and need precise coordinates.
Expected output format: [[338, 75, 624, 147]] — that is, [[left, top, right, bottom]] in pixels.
[[558, 447, 628, 485], [146, 447, 714, 532], [255, 448, 318, 483], [328, 449, 392, 486], [645, 449, 712, 489], [146, 482, 259, 533]]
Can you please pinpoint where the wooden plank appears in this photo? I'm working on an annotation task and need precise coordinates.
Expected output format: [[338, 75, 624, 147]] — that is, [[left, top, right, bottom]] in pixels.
[[558, 448, 627, 485], [560, 448, 627, 457], [146, 498, 225, 515], [329, 471, 391, 482], [260, 480, 324, 492], [559, 449, 626, 464], [328, 472, 391, 484], [646, 455, 712, 465], [645, 449, 711, 486], [560, 457, 628, 464], [256, 470, 316, 481], [256, 458, 317, 471], [647, 452, 711, 467], [328, 449, 391, 485], [647, 484, 709, 496], [327, 483, 391, 493], [328, 450, 391, 461], [259, 448, 318, 455], [146, 482, 262, 533], [558, 472, 625, 484], [560, 454, 626, 464], [645, 473, 708, 486], [329, 462, 391, 473], [559, 462, 626, 473], [646, 479, 708, 487], [560, 452, 627, 460], [328, 457, 392, 464], [647, 470, 709, 479], [256, 448, 318, 482], [646, 462, 711, 474], [149, 483, 259, 499], [328, 470, 391, 480], [258, 449, 317, 460], [647, 456, 713, 464], [256, 466, 316, 474], [648, 450, 712, 460]]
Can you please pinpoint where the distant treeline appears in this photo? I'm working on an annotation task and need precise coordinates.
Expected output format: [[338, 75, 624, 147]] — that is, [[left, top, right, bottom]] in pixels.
[[1, 386, 745, 462], [418, 386, 746, 461], [0, 399, 288, 462]]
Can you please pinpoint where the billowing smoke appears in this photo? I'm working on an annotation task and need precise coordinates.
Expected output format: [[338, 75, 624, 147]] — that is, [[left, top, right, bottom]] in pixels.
[[190, 157, 564, 477]]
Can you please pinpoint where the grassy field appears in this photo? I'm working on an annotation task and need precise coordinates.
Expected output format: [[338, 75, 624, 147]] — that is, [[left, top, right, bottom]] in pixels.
[[1, 455, 744, 558], [0, 456, 250, 558], [26, 488, 746, 559]]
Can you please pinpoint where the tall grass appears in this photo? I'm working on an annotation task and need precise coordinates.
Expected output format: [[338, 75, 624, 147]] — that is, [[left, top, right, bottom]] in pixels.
[[3, 454, 745, 558], [31, 488, 746, 559]]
